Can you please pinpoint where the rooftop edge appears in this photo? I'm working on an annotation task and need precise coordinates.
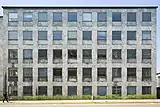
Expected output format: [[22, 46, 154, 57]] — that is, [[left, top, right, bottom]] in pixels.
[[1, 5, 158, 9]]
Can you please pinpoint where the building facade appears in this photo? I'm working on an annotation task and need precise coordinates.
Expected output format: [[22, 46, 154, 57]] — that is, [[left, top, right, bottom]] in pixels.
[[0, 6, 157, 96]]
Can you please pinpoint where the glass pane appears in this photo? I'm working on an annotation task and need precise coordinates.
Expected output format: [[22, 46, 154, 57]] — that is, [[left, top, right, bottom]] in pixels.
[[38, 68, 47, 76], [127, 49, 136, 59], [23, 12, 33, 22], [83, 13, 92, 21], [97, 12, 107, 22], [142, 31, 151, 40], [38, 31, 47, 40], [127, 86, 136, 95], [53, 31, 62, 40], [83, 31, 92, 40], [38, 12, 47, 22], [23, 68, 32, 76], [127, 31, 136, 40], [112, 31, 121, 40], [142, 12, 151, 22], [68, 12, 77, 22], [8, 31, 18, 40], [127, 12, 136, 22], [53, 12, 62, 22], [97, 31, 106, 40], [68, 86, 77, 96], [23, 31, 32, 40], [23, 49, 32, 58], [9, 13, 18, 22], [68, 31, 77, 40], [112, 49, 121, 59], [83, 86, 92, 95], [112, 12, 121, 22], [97, 86, 106, 96]]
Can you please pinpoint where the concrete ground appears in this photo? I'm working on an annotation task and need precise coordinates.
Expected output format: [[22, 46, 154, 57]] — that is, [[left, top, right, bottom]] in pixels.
[[0, 104, 160, 107]]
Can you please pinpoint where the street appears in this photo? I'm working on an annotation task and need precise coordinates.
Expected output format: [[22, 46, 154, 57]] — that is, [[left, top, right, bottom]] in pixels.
[[0, 104, 160, 107]]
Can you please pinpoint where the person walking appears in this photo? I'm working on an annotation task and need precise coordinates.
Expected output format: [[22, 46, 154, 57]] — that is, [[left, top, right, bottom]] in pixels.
[[3, 92, 9, 103]]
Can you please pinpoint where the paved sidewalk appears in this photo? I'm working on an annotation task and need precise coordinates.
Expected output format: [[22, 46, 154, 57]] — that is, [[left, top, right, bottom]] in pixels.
[[1, 100, 160, 104]]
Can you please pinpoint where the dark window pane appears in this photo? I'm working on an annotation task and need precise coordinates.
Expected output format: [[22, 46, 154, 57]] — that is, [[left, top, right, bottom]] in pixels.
[[112, 31, 121, 40], [127, 31, 136, 40], [112, 49, 121, 59], [23, 31, 32, 40], [23, 86, 32, 96], [68, 86, 77, 96], [68, 12, 77, 22], [142, 12, 151, 22], [53, 12, 62, 22], [127, 49, 136, 59], [127, 12, 136, 22], [112, 12, 121, 22], [53, 31, 62, 40], [127, 86, 136, 95], [97, 86, 106, 96], [53, 86, 62, 95], [83, 86, 92, 95], [97, 12, 107, 22], [38, 86, 47, 96], [38, 31, 47, 40], [142, 49, 151, 59], [83, 31, 92, 40], [38, 12, 48, 22], [142, 86, 151, 94]]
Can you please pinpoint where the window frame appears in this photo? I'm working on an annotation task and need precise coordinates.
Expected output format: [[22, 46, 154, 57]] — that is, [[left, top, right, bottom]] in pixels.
[[8, 12, 18, 22], [112, 12, 121, 22], [112, 31, 121, 40], [142, 12, 151, 22], [142, 31, 151, 40], [127, 12, 136, 22], [112, 49, 122, 60], [53, 31, 62, 40], [23, 31, 33, 40], [53, 12, 62, 22], [38, 31, 48, 40], [68, 31, 77, 40], [8, 31, 18, 40], [83, 31, 92, 40], [127, 31, 136, 40], [97, 31, 107, 40]]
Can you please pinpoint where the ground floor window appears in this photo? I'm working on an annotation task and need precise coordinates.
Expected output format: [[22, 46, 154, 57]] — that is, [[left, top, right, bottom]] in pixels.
[[23, 86, 32, 96], [127, 86, 136, 95], [112, 86, 121, 96], [68, 86, 77, 96], [38, 86, 47, 96], [83, 86, 92, 95], [97, 86, 107, 96], [142, 86, 151, 94], [53, 86, 62, 95]]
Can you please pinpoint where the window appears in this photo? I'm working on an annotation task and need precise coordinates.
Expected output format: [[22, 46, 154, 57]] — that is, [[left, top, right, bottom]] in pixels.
[[68, 50, 77, 59], [127, 12, 136, 22], [38, 49, 47, 60], [142, 49, 151, 59], [127, 68, 136, 82], [112, 68, 121, 81], [8, 12, 18, 22], [23, 86, 32, 96], [83, 31, 92, 40], [38, 12, 48, 22], [53, 86, 62, 95], [127, 86, 136, 95], [83, 49, 92, 59], [97, 86, 106, 96], [38, 31, 47, 40], [112, 49, 121, 59], [97, 31, 106, 40], [97, 68, 107, 81], [53, 31, 62, 40], [38, 86, 47, 96], [23, 31, 32, 40], [53, 49, 62, 59], [142, 68, 151, 81], [142, 31, 151, 40], [23, 68, 33, 82], [23, 12, 33, 22], [38, 68, 48, 82], [127, 49, 136, 59], [8, 31, 18, 40], [68, 86, 77, 96], [83, 86, 92, 95], [83, 68, 92, 82], [53, 68, 62, 82], [142, 86, 151, 94], [112, 12, 121, 22], [127, 31, 136, 40], [97, 49, 106, 59], [68, 12, 77, 22], [68, 31, 77, 40], [23, 49, 32, 59], [8, 68, 18, 82], [142, 12, 151, 22], [8, 49, 18, 63], [53, 12, 62, 22], [112, 31, 121, 40], [83, 13, 92, 22], [68, 68, 77, 82], [112, 86, 121, 95], [97, 12, 107, 22]]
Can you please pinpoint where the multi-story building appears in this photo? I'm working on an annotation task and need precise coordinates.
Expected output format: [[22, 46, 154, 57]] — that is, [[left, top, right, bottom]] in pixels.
[[0, 5, 157, 96]]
